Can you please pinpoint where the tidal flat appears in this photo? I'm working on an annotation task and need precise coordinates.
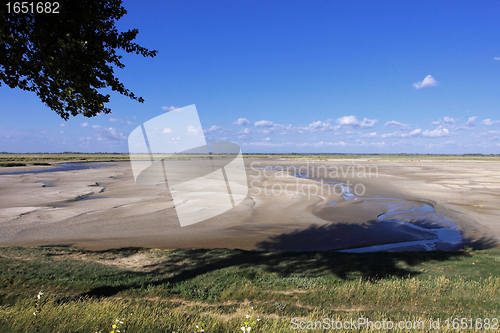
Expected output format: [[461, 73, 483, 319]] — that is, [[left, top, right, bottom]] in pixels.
[[0, 158, 498, 252]]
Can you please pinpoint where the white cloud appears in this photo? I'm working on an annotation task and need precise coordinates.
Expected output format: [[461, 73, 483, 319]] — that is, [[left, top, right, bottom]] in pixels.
[[127, 121, 134, 125], [337, 115, 358, 126], [253, 120, 294, 134], [422, 128, 450, 137], [336, 115, 377, 129], [238, 135, 251, 140], [482, 119, 500, 125], [263, 137, 271, 142], [91, 125, 126, 141], [466, 116, 477, 127], [410, 128, 422, 136], [109, 118, 119, 124], [300, 141, 350, 148], [355, 140, 386, 147], [203, 125, 222, 133], [475, 130, 500, 141], [361, 132, 377, 138], [59, 123, 69, 127], [384, 120, 411, 130], [187, 125, 203, 135], [80, 122, 89, 128], [361, 118, 378, 128], [239, 128, 251, 134], [245, 140, 349, 148], [234, 118, 251, 126], [162, 106, 181, 112], [494, 57, 500, 61], [432, 117, 458, 126], [453, 118, 476, 131], [162, 128, 173, 134], [303, 120, 334, 132], [381, 128, 422, 138], [413, 75, 437, 89], [254, 120, 275, 127]]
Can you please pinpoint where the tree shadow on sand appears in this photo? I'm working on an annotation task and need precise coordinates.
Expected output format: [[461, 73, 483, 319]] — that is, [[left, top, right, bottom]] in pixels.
[[256, 220, 497, 252], [78, 222, 497, 299]]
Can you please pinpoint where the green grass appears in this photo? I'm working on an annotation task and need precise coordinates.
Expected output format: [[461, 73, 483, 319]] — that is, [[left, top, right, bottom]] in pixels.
[[0, 153, 130, 163], [2, 153, 500, 164], [1, 246, 500, 332], [0, 162, 27, 167]]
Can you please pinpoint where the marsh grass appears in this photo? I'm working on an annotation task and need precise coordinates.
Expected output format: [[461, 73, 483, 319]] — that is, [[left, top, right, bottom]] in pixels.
[[0, 154, 130, 163], [1, 247, 499, 332], [0, 162, 27, 167], [2, 153, 500, 164]]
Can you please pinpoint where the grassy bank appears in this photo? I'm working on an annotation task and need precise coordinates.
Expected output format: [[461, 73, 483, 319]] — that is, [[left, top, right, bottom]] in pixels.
[[1, 247, 499, 332], [0, 154, 130, 163], [2, 153, 500, 165]]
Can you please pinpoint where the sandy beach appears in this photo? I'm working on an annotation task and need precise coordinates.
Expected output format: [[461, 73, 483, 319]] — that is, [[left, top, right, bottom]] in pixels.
[[0, 159, 498, 251]]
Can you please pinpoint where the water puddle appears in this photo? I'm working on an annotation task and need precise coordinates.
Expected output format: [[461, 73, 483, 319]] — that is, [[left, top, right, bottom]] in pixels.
[[293, 172, 310, 178], [339, 203, 462, 253], [0, 163, 113, 175], [292, 170, 463, 252]]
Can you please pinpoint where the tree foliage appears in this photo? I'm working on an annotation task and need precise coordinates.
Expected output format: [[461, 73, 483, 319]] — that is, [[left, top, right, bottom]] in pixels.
[[0, 0, 157, 119]]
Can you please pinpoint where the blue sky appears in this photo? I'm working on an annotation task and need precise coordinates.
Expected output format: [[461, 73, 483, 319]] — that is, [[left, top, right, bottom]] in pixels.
[[1, 0, 500, 153]]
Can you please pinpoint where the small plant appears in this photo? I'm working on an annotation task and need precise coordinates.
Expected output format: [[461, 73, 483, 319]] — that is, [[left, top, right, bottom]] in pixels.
[[240, 307, 261, 332], [110, 318, 124, 333], [273, 301, 286, 312], [463, 245, 473, 252], [110, 312, 134, 333], [32, 289, 44, 332], [195, 323, 206, 332]]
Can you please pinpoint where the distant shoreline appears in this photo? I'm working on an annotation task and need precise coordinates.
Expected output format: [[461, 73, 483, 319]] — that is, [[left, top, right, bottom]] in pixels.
[[2, 152, 500, 164]]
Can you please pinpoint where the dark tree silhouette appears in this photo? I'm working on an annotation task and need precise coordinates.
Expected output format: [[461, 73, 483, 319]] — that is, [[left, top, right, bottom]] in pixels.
[[0, 0, 157, 119]]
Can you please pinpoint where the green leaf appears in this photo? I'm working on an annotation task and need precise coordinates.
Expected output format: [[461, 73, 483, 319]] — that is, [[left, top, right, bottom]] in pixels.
[[0, 0, 157, 119]]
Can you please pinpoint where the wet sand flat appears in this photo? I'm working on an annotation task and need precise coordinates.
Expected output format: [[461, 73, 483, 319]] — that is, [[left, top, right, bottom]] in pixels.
[[0, 159, 498, 251]]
